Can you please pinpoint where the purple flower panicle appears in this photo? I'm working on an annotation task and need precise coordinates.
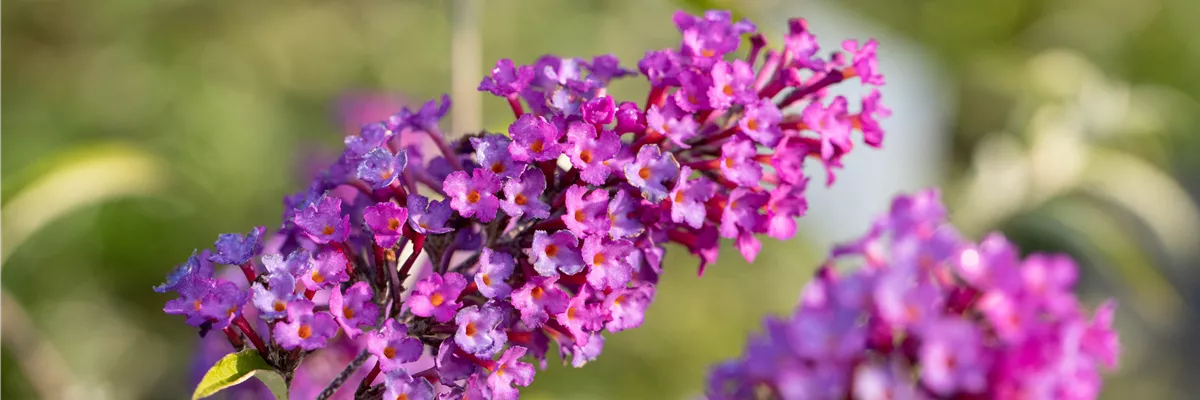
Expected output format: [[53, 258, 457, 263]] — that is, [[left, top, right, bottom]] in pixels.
[[158, 9, 901, 399]]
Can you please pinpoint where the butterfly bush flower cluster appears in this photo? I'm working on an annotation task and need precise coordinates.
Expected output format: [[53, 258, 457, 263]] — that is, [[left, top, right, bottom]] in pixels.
[[707, 190, 1120, 400], [157, 9, 891, 399]]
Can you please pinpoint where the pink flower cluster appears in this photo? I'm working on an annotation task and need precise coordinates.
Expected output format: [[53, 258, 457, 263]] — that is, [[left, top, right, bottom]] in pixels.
[[707, 190, 1120, 400]]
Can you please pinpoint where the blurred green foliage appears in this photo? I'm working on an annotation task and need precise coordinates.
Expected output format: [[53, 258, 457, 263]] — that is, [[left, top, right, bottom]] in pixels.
[[3, 0, 1199, 399]]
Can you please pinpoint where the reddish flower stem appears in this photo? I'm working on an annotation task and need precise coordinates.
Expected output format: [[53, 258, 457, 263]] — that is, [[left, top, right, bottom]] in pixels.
[[233, 315, 268, 355], [507, 96, 525, 118], [395, 231, 426, 307], [684, 159, 722, 171], [238, 261, 257, 283], [746, 34, 767, 68], [223, 326, 245, 349], [531, 218, 566, 231], [413, 366, 441, 384], [425, 126, 464, 171], [693, 126, 739, 148], [358, 361, 381, 392], [455, 348, 496, 371], [644, 85, 666, 111], [777, 69, 847, 109], [631, 131, 665, 153], [537, 160, 557, 188]]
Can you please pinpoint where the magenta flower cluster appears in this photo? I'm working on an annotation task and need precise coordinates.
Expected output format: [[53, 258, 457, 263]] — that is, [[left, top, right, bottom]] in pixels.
[[707, 190, 1120, 400], [155, 9, 894, 399]]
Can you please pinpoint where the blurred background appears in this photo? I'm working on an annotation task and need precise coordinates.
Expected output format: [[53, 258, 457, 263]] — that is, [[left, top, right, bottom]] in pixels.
[[3, 0, 1199, 398]]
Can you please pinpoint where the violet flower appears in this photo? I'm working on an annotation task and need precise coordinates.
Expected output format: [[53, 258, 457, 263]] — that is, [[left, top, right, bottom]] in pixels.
[[622, 145, 679, 203], [363, 201, 408, 248], [408, 272, 468, 323], [329, 281, 379, 338], [209, 227, 265, 266], [474, 247, 515, 299], [529, 230, 585, 276], [444, 169, 502, 223], [367, 319, 423, 372], [274, 300, 338, 351], [500, 168, 551, 220]]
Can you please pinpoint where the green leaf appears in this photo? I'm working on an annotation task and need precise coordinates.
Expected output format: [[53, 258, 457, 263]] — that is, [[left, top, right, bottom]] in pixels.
[[193, 349, 288, 400]]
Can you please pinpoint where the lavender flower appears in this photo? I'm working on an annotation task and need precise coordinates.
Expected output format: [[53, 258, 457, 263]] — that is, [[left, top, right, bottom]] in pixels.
[[499, 168, 550, 219], [529, 230, 585, 276], [367, 319, 422, 372], [408, 272, 468, 323], [356, 147, 408, 189], [406, 194, 454, 235], [444, 169, 502, 223], [363, 201, 408, 248], [329, 281, 379, 339], [274, 300, 338, 351], [475, 247, 515, 299], [292, 195, 350, 244], [454, 304, 507, 357], [209, 226, 265, 266], [622, 144, 679, 203]]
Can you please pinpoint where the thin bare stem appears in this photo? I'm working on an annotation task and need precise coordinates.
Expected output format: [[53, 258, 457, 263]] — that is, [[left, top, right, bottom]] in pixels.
[[315, 349, 371, 400]]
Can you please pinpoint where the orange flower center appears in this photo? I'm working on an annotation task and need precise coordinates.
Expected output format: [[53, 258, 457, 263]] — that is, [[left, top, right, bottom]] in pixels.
[[398, 394, 409, 400], [574, 210, 586, 222], [724, 158, 734, 168], [383, 346, 396, 359], [481, 273, 492, 286], [567, 307, 578, 320], [701, 48, 715, 57], [544, 244, 558, 257], [531, 287, 544, 299], [638, 167, 651, 180], [593, 253, 606, 266], [321, 225, 336, 235], [530, 139, 545, 153], [746, 118, 759, 131], [387, 218, 400, 231], [311, 270, 325, 283], [514, 193, 528, 206], [491, 162, 506, 174], [274, 301, 286, 312], [579, 150, 593, 163], [343, 306, 355, 319], [723, 85, 734, 96], [298, 324, 312, 339], [193, 300, 202, 311], [674, 190, 686, 203], [430, 293, 445, 306], [467, 190, 481, 204], [613, 295, 626, 305], [465, 322, 478, 336]]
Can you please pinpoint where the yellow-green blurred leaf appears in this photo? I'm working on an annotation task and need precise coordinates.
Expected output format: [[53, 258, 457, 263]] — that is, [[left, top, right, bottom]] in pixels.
[[0, 143, 168, 266], [192, 349, 286, 400]]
